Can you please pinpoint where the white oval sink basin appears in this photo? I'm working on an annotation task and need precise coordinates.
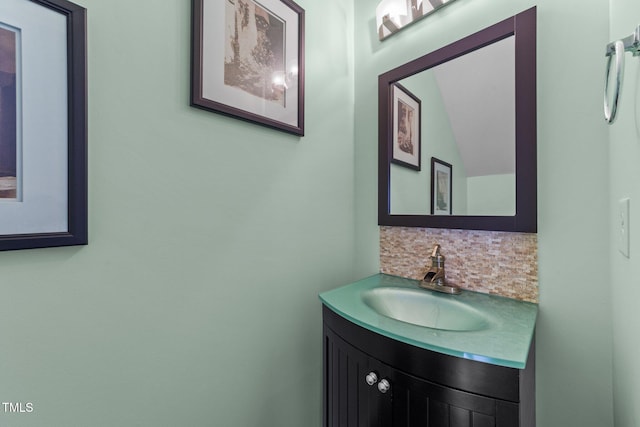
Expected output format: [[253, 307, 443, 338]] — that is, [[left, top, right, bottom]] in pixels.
[[361, 287, 490, 331]]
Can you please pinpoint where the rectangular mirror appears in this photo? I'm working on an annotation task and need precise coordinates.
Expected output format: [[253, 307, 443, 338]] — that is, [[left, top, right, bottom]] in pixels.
[[378, 8, 537, 232]]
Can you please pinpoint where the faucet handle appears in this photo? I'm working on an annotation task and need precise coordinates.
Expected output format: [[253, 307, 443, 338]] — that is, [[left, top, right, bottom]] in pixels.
[[430, 244, 445, 267], [431, 244, 441, 258]]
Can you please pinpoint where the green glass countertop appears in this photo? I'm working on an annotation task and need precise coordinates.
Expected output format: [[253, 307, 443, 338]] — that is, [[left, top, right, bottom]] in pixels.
[[319, 274, 537, 369]]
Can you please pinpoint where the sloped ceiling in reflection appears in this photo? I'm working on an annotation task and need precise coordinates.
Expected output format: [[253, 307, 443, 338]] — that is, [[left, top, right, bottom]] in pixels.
[[433, 36, 515, 177]]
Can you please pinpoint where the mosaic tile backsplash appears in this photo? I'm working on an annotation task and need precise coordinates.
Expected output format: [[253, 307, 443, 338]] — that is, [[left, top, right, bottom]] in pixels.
[[380, 227, 538, 303]]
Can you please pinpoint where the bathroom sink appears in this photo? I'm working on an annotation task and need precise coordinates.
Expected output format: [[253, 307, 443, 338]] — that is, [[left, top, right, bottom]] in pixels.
[[320, 274, 538, 367], [361, 287, 490, 331]]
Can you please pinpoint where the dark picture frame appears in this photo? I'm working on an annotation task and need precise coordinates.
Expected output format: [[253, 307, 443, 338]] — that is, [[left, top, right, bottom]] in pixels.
[[391, 83, 421, 170], [0, 0, 87, 251], [191, 0, 305, 136], [431, 157, 452, 215]]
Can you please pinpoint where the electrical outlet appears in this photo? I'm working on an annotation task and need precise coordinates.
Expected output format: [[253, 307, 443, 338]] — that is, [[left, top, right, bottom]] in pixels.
[[618, 198, 630, 258]]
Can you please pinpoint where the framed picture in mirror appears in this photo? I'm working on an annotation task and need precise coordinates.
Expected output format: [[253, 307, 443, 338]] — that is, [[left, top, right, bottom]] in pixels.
[[431, 157, 452, 215], [391, 84, 421, 170], [191, 0, 305, 136]]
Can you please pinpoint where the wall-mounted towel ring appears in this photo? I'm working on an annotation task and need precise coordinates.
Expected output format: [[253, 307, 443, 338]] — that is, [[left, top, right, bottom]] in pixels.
[[604, 26, 640, 124], [604, 40, 625, 124]]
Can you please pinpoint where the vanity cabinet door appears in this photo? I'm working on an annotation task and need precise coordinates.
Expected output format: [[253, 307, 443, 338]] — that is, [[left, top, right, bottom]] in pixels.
[[324, 322, 522, 427], [324, 325, 393, 426], [389, 368, 520, 426]]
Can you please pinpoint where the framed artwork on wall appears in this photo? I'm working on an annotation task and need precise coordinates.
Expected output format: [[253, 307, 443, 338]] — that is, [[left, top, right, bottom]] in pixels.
[[391, 83, 421, 170], [0, 0, 87, 251], [191, 0, 305, 136], [431, 157, 452, 215]]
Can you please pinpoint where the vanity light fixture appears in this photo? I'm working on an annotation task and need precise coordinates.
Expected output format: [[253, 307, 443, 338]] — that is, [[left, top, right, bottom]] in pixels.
[[376, 0, 458, 40], [376, 0, 408, 37]]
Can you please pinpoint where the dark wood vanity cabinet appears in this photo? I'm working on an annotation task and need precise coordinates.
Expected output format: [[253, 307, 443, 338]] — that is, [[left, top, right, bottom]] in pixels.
[[322, 306, 535, 427]]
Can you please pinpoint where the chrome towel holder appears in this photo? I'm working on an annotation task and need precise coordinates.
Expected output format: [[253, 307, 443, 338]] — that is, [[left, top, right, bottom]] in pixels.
[[604, 26, 640, 124]]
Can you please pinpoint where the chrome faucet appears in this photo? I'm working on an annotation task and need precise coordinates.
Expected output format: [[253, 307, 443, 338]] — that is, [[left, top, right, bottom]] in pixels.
[[419, 244, 461, 294]]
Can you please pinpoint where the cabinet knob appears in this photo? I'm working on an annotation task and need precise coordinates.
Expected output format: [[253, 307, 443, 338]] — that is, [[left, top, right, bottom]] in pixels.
[[378, 379, 391, 394], [365, 372, 378, 386]]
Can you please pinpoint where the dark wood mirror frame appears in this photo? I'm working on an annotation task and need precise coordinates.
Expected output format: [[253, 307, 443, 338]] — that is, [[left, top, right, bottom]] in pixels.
[[378, 7, 536, 233]]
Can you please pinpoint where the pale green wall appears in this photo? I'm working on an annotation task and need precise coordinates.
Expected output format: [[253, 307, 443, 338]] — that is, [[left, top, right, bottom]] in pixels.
[[609, 0, 640, 425], [354, 0, 614, 426], [467, 174, 515, 216], [0, 0, 355, 426], [390, 162, 431, 213]]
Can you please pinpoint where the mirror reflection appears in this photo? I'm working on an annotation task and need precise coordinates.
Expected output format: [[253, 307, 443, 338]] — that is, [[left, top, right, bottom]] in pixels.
[[390, 36, 516, 216]]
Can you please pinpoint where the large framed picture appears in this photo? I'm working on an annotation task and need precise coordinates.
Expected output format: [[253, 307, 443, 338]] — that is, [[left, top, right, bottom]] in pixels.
[[191, 0, 305, 136], [431, 157, 452, 215], [0, 0, 87, 251], [391, 83, 421, 170]]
